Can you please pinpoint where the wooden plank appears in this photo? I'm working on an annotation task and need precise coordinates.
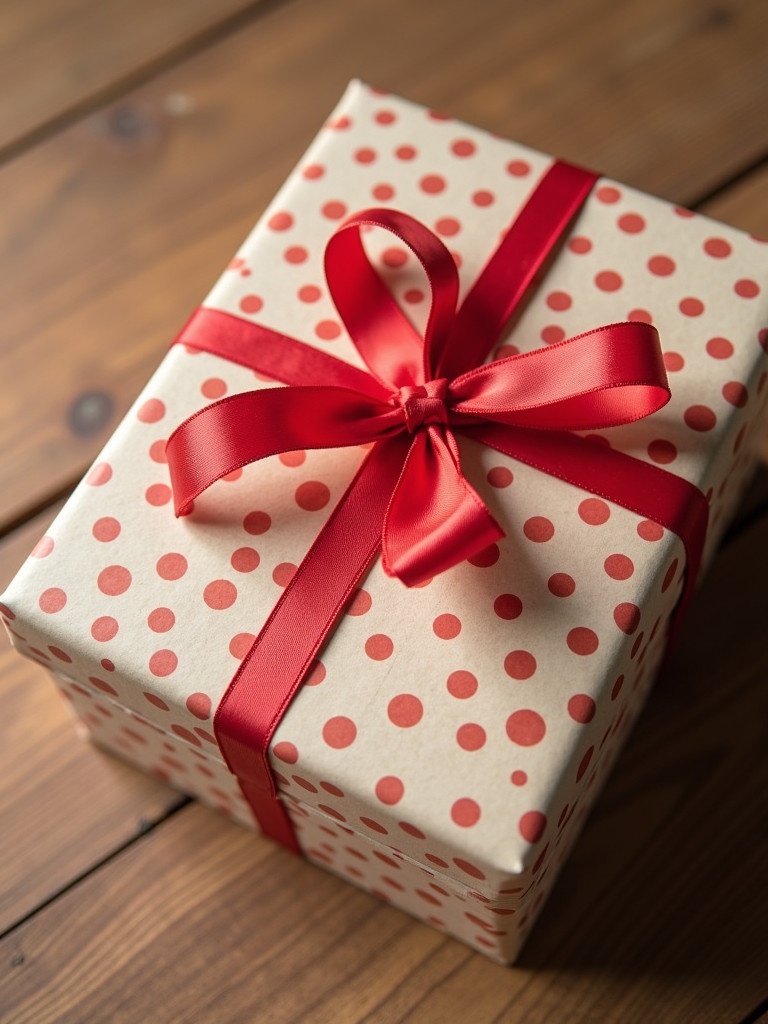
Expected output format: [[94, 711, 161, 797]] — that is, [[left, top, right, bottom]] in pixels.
[[0, 505, 182, 934], [2, 508, 766, 1023], [0, 0, 262, 153], [1, 0, 767, 532]]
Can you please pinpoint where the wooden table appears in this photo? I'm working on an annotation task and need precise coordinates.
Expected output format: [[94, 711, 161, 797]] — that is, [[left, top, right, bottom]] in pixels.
[[1, 2, 766, 1021]]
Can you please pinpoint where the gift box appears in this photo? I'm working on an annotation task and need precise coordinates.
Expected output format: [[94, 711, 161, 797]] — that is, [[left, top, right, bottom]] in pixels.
[[2, 80, 767, 964]]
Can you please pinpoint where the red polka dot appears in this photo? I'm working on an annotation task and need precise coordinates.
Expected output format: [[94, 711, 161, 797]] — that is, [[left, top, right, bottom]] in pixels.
[[495, 344, 519, 359], [395, 144, 417, 160], [734, 279, 759, 298], [704, 237, 732, 258], [648, 439, 677, 464], [295, 480, 330, 511], [229, 632, 255, 659], [506, 159, 531, 177], [315, 320, 341, 341], [322, 716, 357, 748], [546, 290, 572, 311], [684, 405, 716, 431], [170, 724, 201, 746], [611, 675, 625, 699], [365, 633, 393, 660], [375, 776, 404, 805], [201, 378, 227, 399], [39, 587, 67, 613], [487, 466, 513, 488], [523, 516, 554, 542], [404, 288, 423, 304], [614, 602, 641, 634], [456, 723, 486, 751], [100, 659, 114, 673], [137, 398, 165, 423], [648, 255, 676, 276], [679, 297, 704, 317], [388, 694, 423, 727], [638, 519, 664, 541], [230, 547, 259, 573], [661, 557, 680, 593], [87, 462, 112, 486], [148, 607, 175, 633], [284, 246, 308, 264], [354, 147, 377, 164], [435, 216, 461, 236], [604, 553, 634, 579], [504, 650, 537, 680], [374, 109, 396, 125], [203, 580, 237, 610], [568, 236, 592, 254], [149, 439, 168, 463], [578, 498, 610, 524], [596, 185, 621, 203], [663, 351, 684, 372], [89, 676, 117, 695], [450, 138, 476, 157], [494, 593, 522, 620], [381, 247, 407, 268], [145, 484, 171, 506], [723, 381, 748, 407], [548, 573, 575, 597], [472, 189, 494, 207], [49, 646, 72, 663], [268, 212, 293, 231], [186, 692, 211, 720], [305, 660, 326, 686], [618, 213, 645, 233], [243, 510, 271, 535], [567, 627, 599, 655], [595, 270, 623, 292], [447, 670, 478, 698], [98, 565, 131, 595], [541, 325, 565, 345], [519, 810, 547, 842], [149, 649, 178, 677], [576, 746, 594, 781], [321, 200, 347, 220], [272, 562, 296, 587], [91, 616, 118, 641], [706, 336, 733, 359], [239, 294, 264, 314], [346, 588, 372, 615], [298, 284, 321, 303], [372, 183, 395, 201], [506, 709, 546, 745], [32, 535, 55, 557], [302, 163, 324, 180], [568, 694, 596, 723], [433, 613, 461, 639], [511, 770, 528, 786], [629, 308, 653, 324], [143, 692, 169, 711], [273, 741, 299, 764], [156, 552, 187, 580], [92, 517, 121, 542], [451, 798, 481, 827], [419, 174, 446, 194]]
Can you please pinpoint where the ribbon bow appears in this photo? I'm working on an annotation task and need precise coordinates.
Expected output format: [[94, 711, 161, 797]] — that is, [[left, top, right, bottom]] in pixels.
[[165, 160, 709, 852], [167, 186, 668, 587]]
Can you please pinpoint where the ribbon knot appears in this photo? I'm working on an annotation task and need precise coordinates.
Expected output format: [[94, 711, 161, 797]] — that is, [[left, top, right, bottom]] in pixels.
[[395, 379, 449, 433]]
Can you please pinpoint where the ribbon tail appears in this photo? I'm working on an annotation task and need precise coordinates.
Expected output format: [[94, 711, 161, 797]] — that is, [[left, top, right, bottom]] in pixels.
[[382, 427, 504, 585]]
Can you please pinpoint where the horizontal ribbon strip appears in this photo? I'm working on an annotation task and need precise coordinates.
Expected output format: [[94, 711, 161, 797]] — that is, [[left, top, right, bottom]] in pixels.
[[167, 160, 709, 850]]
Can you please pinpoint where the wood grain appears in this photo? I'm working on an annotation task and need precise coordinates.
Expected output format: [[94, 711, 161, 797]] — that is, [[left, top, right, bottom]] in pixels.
[[2, 510, 766, 1023], [0, 0, 262, 153], [1, 0, 767, 532], [0, 506, 182, 934]]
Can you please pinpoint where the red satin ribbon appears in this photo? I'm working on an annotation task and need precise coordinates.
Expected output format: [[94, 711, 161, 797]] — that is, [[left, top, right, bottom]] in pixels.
[[166, 160, 709, 852]]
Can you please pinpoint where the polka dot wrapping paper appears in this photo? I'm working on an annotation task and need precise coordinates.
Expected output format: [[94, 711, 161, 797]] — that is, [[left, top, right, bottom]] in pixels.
[[2, 81, 767, 964]]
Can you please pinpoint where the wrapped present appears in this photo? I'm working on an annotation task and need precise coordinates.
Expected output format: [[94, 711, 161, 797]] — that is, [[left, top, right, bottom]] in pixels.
[[2, 80, 767, 964]]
